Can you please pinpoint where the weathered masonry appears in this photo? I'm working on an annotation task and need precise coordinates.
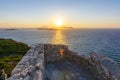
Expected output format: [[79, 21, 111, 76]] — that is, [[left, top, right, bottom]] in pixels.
[[8, 44, 120, 80]]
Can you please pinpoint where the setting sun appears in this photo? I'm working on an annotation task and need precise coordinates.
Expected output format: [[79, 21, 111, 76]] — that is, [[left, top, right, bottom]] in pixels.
[[55, 19, 63, 27]]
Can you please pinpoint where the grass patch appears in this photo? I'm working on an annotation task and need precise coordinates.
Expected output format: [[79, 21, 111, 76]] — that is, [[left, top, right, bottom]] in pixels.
[[0, 38, 30, 78]]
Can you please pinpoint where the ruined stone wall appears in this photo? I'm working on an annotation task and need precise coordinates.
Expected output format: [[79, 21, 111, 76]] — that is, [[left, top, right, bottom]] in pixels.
[[65, 50, 90, 68], [8, 44, 45, 80], [8, 44, 68, 80], [8, 44, 120, 80], [65, 50, 120, 80], [88, 52, 120, 80], [44, 44, 68, 63]]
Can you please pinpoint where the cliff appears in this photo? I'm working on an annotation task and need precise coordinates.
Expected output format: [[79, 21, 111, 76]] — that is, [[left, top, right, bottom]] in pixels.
[[8, 44, 120, 80]]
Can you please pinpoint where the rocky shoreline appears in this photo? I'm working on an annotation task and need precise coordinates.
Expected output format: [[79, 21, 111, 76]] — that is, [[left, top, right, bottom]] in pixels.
[[8, 44, 120, 80]]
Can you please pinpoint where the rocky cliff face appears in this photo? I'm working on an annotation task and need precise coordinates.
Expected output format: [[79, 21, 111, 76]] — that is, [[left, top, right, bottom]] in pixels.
[[8, 44, 120, 80]]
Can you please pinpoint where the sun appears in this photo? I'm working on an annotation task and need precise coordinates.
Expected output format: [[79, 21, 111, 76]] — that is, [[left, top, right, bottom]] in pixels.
[[55, 19, 63, 26]]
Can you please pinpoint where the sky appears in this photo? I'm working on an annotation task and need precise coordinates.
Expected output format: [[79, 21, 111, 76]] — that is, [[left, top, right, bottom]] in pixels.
[[0, 0, 120, 28]]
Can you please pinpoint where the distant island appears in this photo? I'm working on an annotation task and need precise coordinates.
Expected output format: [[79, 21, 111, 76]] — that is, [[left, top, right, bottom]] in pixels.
[[37, 27, 73, 30], [4, 29, 17, 31]]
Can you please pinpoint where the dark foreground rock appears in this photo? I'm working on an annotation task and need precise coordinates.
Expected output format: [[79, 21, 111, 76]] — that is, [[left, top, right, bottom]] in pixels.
[[8, 44, 120, 80]]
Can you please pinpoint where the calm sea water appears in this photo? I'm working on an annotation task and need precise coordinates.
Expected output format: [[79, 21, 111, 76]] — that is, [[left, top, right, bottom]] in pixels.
[[0, 29, 120, 63]]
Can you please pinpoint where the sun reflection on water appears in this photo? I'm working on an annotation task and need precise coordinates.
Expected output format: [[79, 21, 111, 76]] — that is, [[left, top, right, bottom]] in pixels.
[[51, 30, 67, 45]]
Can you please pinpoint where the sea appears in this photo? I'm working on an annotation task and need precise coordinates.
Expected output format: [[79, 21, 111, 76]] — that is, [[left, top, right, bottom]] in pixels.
[[0, 28, 120, 63]]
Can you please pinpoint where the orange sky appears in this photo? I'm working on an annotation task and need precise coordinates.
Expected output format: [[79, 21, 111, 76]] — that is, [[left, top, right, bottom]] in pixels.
[[0, 21, 120, 28], [0, 0, 120, 28]]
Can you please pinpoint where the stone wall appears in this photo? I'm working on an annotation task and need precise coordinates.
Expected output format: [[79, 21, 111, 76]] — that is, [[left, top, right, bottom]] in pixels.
[[44, 44, 68, 63], [8, 44, 120, 80], [65, 50, 90, 68], [65, 50, 120, 80], [8, 44, 68, 80], [8, 44, 45, 80], [88, 52, 120, 80]]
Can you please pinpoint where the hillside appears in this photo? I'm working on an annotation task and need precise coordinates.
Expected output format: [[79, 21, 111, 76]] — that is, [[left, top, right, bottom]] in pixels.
[[0, 38, 30, 79]]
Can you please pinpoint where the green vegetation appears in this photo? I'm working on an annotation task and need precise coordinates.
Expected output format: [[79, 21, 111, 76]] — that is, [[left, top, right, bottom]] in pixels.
[[0, 38, 30, 78], [0, 38, 30, 56]]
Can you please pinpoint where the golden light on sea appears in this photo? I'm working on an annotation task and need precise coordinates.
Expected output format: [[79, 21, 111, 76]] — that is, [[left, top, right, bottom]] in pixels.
[[51, 30, 67, 44]]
